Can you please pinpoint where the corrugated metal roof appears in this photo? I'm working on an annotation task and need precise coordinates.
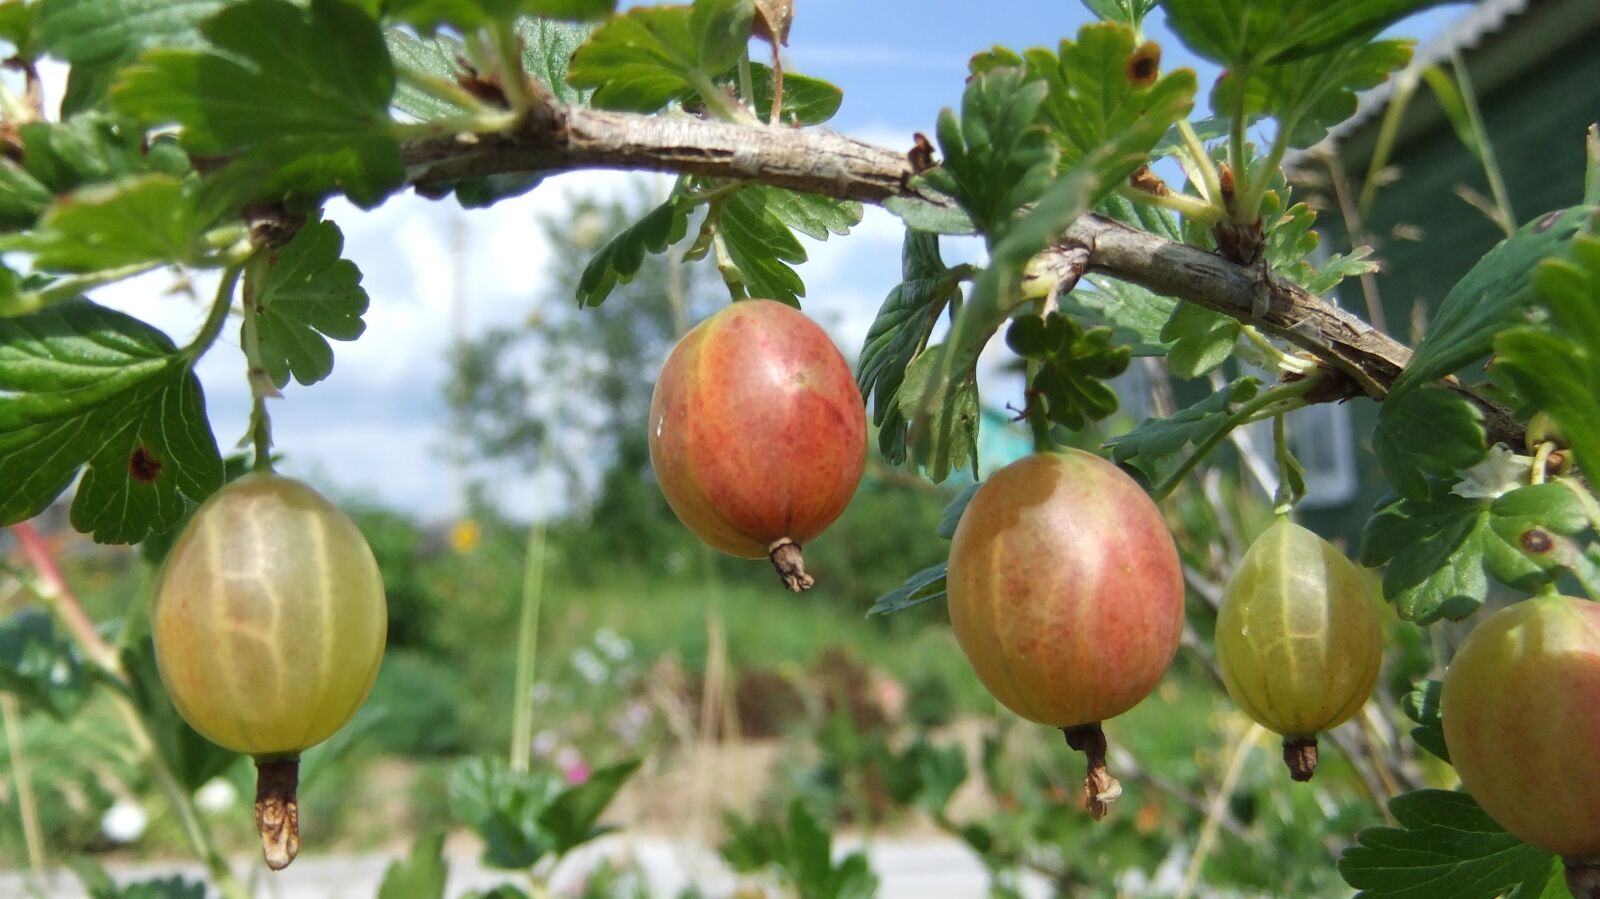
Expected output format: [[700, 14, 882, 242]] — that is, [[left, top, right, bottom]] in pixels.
[[1305, 0, 1535, 152]]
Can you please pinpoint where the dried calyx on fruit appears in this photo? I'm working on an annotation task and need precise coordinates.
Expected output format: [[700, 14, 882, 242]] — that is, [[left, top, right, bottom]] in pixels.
[[1215, 519, 1383, 781], [152, 474, 388, 870], [649, 299, 866, 591], [946, 450, 1185, 819], [1443, 594, 1600, 899]]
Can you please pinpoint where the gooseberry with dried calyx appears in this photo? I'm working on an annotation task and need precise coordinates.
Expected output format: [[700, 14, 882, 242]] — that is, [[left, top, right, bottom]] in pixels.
[[152, 473, 387, 870], [946, 450, 1185, 819], [1214, 518, 1383, 781], [649, 299, 866, 591]]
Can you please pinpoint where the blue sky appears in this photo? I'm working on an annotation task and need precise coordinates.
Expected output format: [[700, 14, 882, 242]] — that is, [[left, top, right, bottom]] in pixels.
[[91, 1, 1472, 520]]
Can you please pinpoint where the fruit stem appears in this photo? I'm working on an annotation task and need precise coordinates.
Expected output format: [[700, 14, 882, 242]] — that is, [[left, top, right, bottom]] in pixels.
[[1283, 736, 1318, 782], [1151, 375, 1321, 502], [1062, 723, 1122, 820], [1567, 859, 1600, 899], [768, 538, 815, 592], [255, 756, 301, 871]]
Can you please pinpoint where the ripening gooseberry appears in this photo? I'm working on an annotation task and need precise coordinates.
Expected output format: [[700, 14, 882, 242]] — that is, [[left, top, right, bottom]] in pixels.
[[152, 473, 387, 870], [649, 299, 866, 591], [947, 450, 1185, 819], [1214, 519, 1383, 781]]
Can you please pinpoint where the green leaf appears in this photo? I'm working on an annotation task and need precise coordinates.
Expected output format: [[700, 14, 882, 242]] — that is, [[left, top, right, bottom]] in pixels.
[[1023, 23, 1197, 192], [938, 482, 980, 539], [1259, 188, 1379, 292], [80, 873, 210, 899], [1338, 789, 1554, 899], [566, 0, 753, 113], [0, 301, 224, 543], [786, 798, 832, 897], [718, 187, 808, 306], [539, 758, 641, 853], [1062, 275, 1176, 356], [113, 0, 403, 207], [387, 29, 469, 121], [757, 187, 861, 240], [1079, 0, 1158, 30], [720, 812, 786, 872], [0, 174, 204, 273], [1160, 302, 1240, 378], [1360, 483, 1592, 624], [448, 756, 560, 869], [1400, 680, 1448, 763], [1494, 230, 1600, 476], [1211, 39, 1413, 149], [748, 63, 841, 126], [576, 188, 694, 307], [253, 220, 369, 388], [37, 0, 225, 113], [18, 114, 188, 199], [1106, 376, 1260, 482], [882, 189, 977, 236], [857, 231, 962, 464], [1390, 205, 1592, 402], [1007, 312, 1130, 430], [377, 831, 449, 899], [866, 563, 947, 616], [383, 0, 611, 33], [0, 161, 54, 229], [920, 68, 1055, 239], [0, 2, 39, 58], [898, 347, 979, 483], [523, 0, 614, 19], [0, 609, 89, 719], [519, 17, 597, 106], [1374, 387, 1487, 501], [1160, 0, 1449, 67]]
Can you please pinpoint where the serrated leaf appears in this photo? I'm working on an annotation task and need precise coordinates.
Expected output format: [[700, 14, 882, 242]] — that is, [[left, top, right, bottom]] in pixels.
[[0, 174, 204, 273], [899, 346, 979, 483], [113, 0, 403, 207], [1160, 302, 1240, 378], [82, 874, 210, 899], [1106, 376, 1260, 481], [1007, 312, 1130, 430], [0, 609, 89, 719], [1079, 0, 1158, 30], [1401, 680, 1448, 762], [577, 189, 693, 307], [0, 301, 224, 543], [540, 758, 640, 854], [756, 187, 861, 240], [1375, 387, 1487, 501], [748, 63, 841, 126], [387, 0, 612, 33], [1494, 230, 1600, 476], [19, 114, 187, 198], [253, 220, 369, 388], [37, 0, 225, 113], [1390, 205, 1592, 402], [519, 17, 596, 106], [1338, 789, 1553, 899], [866, 563, 947, 616], [1161, 0, 1450, 67], [1096, 191, 1182, 240], [1023, 23, 1197, 193], [718, 187, 807, 305], [377, 831, 448, 899], [1360, 483, 1592, 624], [387, 29, 469, 121], [857, 230, 962, 463], [1212, 39, 1413, 149], [0, 162, 57, 230], [566, 0, 753, 114], [883, 189, 978, 236], [921, 68, 1056, 238], [448, 756, 561, 869], [1062, 275, 1176, 355]]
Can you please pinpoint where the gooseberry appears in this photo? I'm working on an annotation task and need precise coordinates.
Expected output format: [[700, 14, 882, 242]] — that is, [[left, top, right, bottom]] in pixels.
[[1442, 594, 1600, 896], [152, 473, 387, 870], [1214, 519, 1383, 780], [649, 299, 866, 591], [946, 450, 1184, 818]]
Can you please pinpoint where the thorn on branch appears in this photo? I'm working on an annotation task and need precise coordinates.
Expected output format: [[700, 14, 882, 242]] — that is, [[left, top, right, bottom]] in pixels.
[[1128, 164, 1169, 196]]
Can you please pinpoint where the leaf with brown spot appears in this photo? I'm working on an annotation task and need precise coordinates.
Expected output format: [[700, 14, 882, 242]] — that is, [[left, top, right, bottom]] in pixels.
[[0, 300, 222, 543]]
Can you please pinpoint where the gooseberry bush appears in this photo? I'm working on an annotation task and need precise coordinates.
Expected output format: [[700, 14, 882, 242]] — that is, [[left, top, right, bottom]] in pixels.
[[0, 0, 1597, 896]]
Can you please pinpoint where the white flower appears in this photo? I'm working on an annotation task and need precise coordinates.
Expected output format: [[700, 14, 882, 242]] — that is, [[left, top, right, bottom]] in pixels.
[[594, 629, 633, 662], [571, 647, 608, 685], [1452, 445, 1530, 500], [195, 778, 238, 814], [101, 800, 149, 844]]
